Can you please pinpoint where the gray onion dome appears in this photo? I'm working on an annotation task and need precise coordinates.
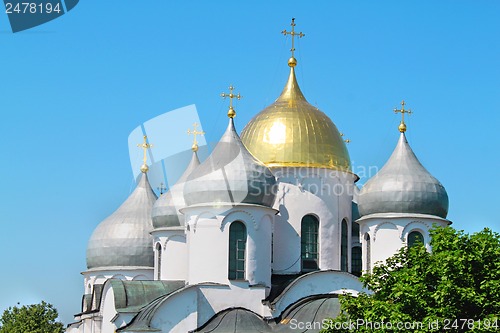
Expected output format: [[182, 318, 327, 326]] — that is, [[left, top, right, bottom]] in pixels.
[[358, 133, 448, 218], [152, 152, 200, 228], [183, 118, 277, 207], [86, 173, 157, 269]]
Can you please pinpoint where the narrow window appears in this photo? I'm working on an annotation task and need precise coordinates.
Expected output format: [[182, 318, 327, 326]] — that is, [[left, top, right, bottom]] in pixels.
[[228, 221, 247, 280], [301, 215, 319, 271], [351, 246, 362, 277], [341, 219, 348, 271], [352, 222, 360, 241], [156, 243, 162, 280], [365, 233, 371, 272], [408, 231, 424, 248]]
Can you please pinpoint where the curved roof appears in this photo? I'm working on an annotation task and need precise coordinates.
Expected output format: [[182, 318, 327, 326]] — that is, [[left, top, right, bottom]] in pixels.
[[109, 279, 185, 313], [195, 308, 273, 333], [184, 118, 277, 207], [152, 152, 200, 228], [273, 296, 341, 333], [86, 173, 157, 269], [358, 133, 449, 218], [240, 63, 351, 172]]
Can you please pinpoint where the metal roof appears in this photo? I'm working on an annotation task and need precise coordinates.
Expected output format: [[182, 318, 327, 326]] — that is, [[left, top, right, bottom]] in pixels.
[[86, 173, 157, 269], [152, 152, 200, 228], [358, 133, 448, 218]]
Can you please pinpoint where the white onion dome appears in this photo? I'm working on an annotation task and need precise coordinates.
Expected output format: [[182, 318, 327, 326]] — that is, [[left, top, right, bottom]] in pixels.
[[151, 152, 200, 228], [183, 118, 277, 207], [86, 173, 157, 269], [358, 133, 448, 218]]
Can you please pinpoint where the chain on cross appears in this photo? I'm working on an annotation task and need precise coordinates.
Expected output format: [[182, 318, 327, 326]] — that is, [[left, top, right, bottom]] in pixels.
[[187, 122, 205, 152], [282, 18, 305, 58], [394, 100, 413, 133], [221, 85, 242, 118]]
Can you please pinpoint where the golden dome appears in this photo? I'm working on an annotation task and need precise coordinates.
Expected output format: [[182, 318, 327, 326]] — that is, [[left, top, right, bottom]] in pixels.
[[240, 61, 351, 172]]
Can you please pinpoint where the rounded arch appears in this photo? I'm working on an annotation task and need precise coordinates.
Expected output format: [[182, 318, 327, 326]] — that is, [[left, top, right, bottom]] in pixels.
[[228, 221, 248, 280], [301, 214, 320, 272], [373, 221, 398, 241], [408, 230, 425, 248], [164, 234, 186, 248], [221, 210, 256, 231], [155, 242, 162, 280], [401, 221, 430, 241], [111, 274, 126, 280], [190, 210, 218, 232], [364, 232, 371, 272]]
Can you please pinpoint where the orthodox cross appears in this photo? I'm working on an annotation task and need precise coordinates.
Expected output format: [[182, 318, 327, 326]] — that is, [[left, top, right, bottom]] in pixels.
[[221, 85, 242, 118], [282, 18, 305, 58], [394, 100, 412, 133], [137, 135, 153, 172], [157, 182, 166, 195], [187, 122, 205, 152]]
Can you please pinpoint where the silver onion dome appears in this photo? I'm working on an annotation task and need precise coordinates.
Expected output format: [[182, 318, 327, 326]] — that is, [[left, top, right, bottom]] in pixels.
[[358, 133, 448, 218], [152, 151, 200, 228], [183, 118, 277, 207], [86, 173, 157, 269]]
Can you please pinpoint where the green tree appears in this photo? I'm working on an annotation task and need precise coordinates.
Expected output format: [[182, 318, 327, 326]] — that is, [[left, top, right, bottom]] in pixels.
[[0, 301, 64, 333], [322, 227, 500, 332]]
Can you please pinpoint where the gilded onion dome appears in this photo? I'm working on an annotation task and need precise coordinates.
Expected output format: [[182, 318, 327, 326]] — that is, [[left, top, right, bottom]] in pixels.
[[86, 172, 158, 269], [358, 133, 449, 218], [183, 117, 277, 207], [240, 60, 351, 172], [151, 151, 200, 228]]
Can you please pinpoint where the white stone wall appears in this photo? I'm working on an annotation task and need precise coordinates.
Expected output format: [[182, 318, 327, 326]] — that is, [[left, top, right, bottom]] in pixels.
[[182, 204, 275, 288], [357, 214, 450, 272], [271, 167, 356, 274], [152, 227, 188, 281]]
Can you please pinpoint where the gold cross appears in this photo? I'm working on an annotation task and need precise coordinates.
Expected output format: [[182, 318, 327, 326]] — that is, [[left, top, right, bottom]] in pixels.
[[282, 18, 305, 59], [137, 135, 153, 173], [394, 100, 412, 133], [221, 85, 242, 118], [187, 122, 205, 152]]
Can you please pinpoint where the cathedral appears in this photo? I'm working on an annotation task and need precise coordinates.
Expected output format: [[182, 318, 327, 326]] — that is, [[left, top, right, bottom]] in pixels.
[[67, 20, 450, 333]]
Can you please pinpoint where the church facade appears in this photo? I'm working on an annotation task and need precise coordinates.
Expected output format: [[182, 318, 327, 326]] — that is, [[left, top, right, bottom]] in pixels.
[[67, 20, 450, 333]]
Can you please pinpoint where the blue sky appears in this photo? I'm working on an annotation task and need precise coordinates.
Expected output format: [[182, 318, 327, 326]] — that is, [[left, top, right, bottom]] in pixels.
[[0, 0, 498, 325]]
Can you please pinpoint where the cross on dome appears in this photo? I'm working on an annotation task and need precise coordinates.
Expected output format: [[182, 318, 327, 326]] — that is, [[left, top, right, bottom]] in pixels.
[[187, 122, 205, 152], [220, 85, 242, 118], [394, 100, 413, 133], [282, 18, 305, 67], [137, 135, 153, 173]]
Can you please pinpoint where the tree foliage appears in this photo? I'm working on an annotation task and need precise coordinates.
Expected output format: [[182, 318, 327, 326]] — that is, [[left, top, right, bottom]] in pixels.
[[322, 227, 500, 332], [0, 301, 64, 333]]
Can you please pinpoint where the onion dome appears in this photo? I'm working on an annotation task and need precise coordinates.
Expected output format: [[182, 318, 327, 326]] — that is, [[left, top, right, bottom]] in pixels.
[[152, 150, 200, 228], [240, 58, 351, 172], [86, 145, 157, 269], [358, 133, 449, 218], [184, 105, 277, 207]]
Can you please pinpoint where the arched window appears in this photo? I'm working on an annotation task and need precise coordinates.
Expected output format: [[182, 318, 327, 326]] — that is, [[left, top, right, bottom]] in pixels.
[[341, 219, 348, 271], [365, 233, 371, 272], [156, 243, 162, 280], [301, 215, 319, 271], [228, 221, 247, 280], [351, 246, 362, 277], [408, 231, 424, 248]]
